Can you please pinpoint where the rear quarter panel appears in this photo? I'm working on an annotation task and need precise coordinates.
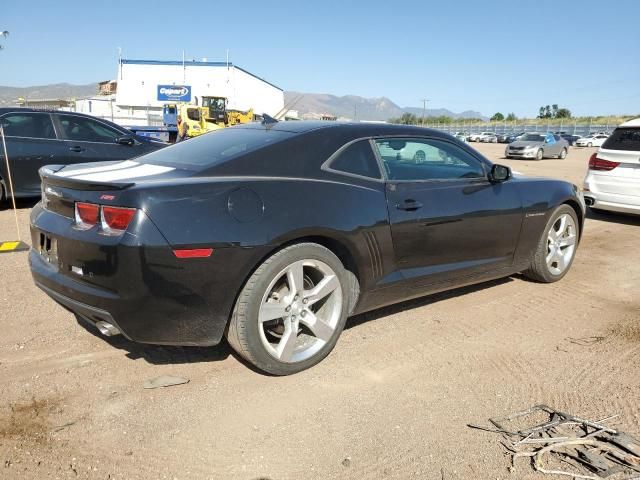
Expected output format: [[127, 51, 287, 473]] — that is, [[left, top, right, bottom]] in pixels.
[[136, 175, 392, 293]]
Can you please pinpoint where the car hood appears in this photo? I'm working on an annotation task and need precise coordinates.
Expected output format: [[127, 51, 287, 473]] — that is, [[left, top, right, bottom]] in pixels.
[[510, 140, 544, 148]]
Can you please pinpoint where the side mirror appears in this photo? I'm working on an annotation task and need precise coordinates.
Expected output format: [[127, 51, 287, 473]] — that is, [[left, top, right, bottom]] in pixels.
[[115, 135, 135, 146], [489, 164, 511, 183]]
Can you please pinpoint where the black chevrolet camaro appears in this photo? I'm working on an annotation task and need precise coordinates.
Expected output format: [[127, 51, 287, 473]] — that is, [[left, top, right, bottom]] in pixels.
[[29, 121, 585, 374]]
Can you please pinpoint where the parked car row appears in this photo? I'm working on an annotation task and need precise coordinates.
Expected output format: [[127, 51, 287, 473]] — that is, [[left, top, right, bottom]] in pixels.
[[466, 130, 609, 147]]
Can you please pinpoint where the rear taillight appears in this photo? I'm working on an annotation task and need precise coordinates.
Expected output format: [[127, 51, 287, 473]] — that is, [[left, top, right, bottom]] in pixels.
[[101, 206, 137, 234], [74, 202, 137, 234], [588, 153, 620, 171], [75, 202, 100, 230]]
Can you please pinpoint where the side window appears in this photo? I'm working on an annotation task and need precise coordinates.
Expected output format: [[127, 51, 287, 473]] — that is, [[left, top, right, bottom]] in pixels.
[[328, 140, 381, 179], [0, 113, 56, 139], [57, 114, 122, 143], [373, 138, 485, 181]]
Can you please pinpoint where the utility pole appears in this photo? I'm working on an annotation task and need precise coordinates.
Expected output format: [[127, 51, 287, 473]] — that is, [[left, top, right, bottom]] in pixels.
[[421, 98, 428, 126]]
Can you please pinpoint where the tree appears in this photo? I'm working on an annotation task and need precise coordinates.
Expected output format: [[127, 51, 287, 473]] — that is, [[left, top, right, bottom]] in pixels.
[[399, 112, 417, 125], [556, 108, 572, 119], [506, 112, 517, 121], [490, 112, 505, 121], [537, 104, 571, 119]]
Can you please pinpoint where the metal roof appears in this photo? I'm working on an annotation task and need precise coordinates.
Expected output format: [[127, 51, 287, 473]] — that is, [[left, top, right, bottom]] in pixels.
[[120, 59, 282, 91]]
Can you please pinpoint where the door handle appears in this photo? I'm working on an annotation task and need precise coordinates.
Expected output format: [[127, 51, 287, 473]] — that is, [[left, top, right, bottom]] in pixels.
[[396, 199, 423, 211], [69, 146, 85, 153]]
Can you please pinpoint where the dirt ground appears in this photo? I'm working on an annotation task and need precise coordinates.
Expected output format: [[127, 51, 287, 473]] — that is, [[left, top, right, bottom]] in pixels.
[[1, 142, 639, 480]]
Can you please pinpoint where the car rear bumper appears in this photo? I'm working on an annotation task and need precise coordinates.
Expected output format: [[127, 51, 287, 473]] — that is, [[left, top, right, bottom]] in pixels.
[[29, 203, 270, 346], [583, 196, 640, 215]]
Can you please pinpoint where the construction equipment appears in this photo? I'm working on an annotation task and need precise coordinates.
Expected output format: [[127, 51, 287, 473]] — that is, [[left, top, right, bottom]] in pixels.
[[201, 96, 254, 127], [164, 103, 220, 139]]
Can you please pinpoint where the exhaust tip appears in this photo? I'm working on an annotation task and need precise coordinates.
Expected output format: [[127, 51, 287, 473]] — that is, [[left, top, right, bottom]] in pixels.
[[95, 320, 121, 337], [584, 196, 595, 206]]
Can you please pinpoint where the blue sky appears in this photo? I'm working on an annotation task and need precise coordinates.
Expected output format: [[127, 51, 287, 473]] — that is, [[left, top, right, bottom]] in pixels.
[[1, 0, 639, 117]]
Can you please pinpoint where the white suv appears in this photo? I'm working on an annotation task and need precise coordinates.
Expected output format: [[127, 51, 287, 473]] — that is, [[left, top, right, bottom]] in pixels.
[[583, 118, 640, 215]]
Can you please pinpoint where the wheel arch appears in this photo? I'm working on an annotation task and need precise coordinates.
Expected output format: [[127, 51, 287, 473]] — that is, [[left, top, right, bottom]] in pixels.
[[229, 234, 363, 330], [273, 235, 361, 314], [562, 199, 585, 240]]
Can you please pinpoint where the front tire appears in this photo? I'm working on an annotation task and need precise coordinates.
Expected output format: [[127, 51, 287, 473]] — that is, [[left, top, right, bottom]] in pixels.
[[226, 243, 349, 375], [587, 142, 593, 148], [524, 205, 579, 283], [536, 148, 544, 160], [559, 148, 567, 159]]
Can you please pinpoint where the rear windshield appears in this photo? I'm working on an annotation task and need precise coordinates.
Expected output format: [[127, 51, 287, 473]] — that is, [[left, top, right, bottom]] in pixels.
[[602, 128, 640, 151], [139, 127, 294, 169]]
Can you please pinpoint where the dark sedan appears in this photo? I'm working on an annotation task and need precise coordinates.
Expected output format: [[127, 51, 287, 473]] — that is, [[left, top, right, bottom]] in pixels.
[[0, 108, 166, 201], [29, 122, 585, 375], [498, 131, 525, 143]]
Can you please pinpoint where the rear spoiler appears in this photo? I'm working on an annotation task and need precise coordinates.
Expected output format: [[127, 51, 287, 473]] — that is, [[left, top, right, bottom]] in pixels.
[[39, 166, 134, 191]]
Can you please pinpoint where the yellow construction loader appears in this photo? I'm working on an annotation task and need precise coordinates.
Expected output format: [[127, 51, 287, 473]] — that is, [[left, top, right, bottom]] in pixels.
[[201, 96, 254, 127], [165, 103, 221, 139]]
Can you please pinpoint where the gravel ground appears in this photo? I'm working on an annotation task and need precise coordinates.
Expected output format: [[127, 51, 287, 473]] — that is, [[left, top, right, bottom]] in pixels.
[[1, 142, 639, 480]]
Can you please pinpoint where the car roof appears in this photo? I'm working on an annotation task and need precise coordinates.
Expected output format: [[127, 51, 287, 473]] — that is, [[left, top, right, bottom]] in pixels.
[[234, 120, 453, 138], [620, 118, 640, 128]]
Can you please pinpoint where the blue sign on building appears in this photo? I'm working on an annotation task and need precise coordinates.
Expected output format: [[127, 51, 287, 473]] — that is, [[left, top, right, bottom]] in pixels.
[[157, 85, 191, 102]]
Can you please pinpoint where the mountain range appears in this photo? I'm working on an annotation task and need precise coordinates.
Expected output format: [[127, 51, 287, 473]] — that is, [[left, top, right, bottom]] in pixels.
[[0, 83, 485, 121], [285, 91, 484, 121]]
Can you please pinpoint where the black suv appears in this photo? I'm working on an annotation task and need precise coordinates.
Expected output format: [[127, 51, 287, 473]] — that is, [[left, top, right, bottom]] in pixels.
[[0, 108, 166, 200]]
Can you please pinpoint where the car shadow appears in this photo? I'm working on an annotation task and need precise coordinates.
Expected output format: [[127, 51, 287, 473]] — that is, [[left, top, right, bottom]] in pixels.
[[75, 315, 233, 365], [586, 209, 640, 226], [75, 276, 516, 372], [346, 276, 513, 330]]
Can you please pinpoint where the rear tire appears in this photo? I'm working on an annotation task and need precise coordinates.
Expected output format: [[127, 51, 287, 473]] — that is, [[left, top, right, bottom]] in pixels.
[[536, 149, 544, 160], [587, 142, 593, 148], [559, 148, 567, 159], [524, 205, 579, 283], [226, 243, 350, 375]]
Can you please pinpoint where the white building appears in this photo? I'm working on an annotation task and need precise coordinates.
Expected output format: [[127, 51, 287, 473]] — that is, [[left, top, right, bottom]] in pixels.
[[73, 58, 284, 127]]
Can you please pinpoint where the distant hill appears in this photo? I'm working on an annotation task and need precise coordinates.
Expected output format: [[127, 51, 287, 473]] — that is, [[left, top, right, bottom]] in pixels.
[[285, 91, 485, 121], [0, 83, 97, 106]]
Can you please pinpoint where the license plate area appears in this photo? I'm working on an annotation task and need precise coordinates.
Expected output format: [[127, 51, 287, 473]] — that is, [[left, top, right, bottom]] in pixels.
[[38, 232, 58, 265]]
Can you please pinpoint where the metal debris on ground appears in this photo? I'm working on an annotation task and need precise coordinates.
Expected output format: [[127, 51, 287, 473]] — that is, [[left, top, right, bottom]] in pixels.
[[143, 375, 189, 389], [469, 405, 640, 479]]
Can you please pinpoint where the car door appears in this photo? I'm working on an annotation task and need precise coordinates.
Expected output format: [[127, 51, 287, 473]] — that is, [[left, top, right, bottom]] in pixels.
[[53, 113, 138, 165], [544, 133, 560, 156], [0, 111, 65, 196], [374, 136, 523, 287]]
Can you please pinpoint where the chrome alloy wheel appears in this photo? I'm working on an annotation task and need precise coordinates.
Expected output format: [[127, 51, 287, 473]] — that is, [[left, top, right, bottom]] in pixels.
[[546, 213, 577, 275], [258, 259, 343, 363]]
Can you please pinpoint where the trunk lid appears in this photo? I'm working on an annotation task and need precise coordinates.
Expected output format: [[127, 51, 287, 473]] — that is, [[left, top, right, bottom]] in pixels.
[[39, 160, 184, 218]]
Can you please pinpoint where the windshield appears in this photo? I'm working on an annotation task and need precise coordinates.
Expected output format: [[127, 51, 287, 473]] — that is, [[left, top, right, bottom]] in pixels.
[[203, 97, 226, 110], [139, 127, 294, 169], [520, 134, 545, 142]]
